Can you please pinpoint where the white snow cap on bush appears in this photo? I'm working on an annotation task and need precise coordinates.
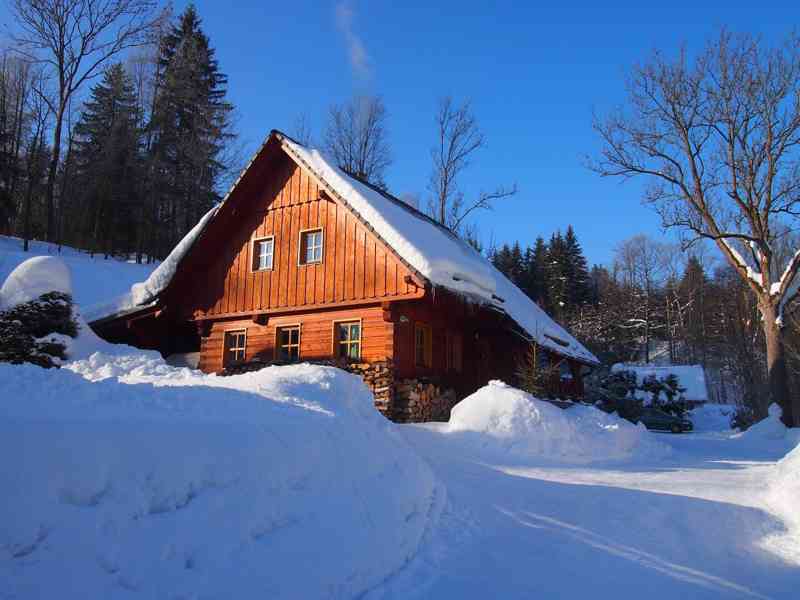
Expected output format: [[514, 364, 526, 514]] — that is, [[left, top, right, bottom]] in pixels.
[[0, 256, 72, 310], [447, 380, 669, 463]]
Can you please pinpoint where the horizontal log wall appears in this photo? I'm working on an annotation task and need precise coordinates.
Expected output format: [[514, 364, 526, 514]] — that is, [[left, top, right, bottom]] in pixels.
[[198, 305, 393, 373]]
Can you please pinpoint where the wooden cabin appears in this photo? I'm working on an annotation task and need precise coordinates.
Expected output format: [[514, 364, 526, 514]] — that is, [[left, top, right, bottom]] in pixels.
[[90, 130, 599, 422]]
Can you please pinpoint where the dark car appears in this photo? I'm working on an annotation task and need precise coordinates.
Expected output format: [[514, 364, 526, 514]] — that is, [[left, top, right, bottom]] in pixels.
[[637, 407, 693, 433]]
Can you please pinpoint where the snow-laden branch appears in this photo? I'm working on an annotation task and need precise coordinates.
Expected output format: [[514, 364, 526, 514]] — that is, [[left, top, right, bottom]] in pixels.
[[720, 239, 765, 289], [772, 249, 800, 326]]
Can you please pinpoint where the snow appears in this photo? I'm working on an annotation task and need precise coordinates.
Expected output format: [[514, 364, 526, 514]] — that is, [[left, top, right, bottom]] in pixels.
[[2, 245, 799, 598], [0, 236, 156, 313], [0, 356, 442, 599], [374, 415, 800, 598], [612, 363, 710, 402], [445, 380, 669, 463], [84, 205, 219, 321], [0, 256, 72, 310], [764, 440, 800, 564], [721, 239, 764, 287], [282, 137, 597, 364], [689, 403, 735, 432]]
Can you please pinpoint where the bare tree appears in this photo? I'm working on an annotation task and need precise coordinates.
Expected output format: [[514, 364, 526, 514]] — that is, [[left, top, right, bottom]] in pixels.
[[592, 31, 800, 425], [613, 235, 670, 363], [428, 96, 516, 233], [292, 113, 313, 146], [323, 95, 391, 188], [9, 0, 162, 242]]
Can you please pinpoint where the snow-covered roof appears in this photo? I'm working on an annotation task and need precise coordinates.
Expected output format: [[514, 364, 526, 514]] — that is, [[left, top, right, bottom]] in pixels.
[[279, 135, 597, 364], [611, 363, 709, 402], [90, 130, 598, 365]]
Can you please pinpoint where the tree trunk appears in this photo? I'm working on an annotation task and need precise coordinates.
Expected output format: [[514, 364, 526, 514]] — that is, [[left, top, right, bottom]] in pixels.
[[43, 104, 65, 243], [761, 302, 796, 427]]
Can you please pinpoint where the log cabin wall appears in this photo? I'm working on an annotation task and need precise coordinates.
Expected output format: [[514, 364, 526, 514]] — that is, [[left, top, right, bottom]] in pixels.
[[198, 305, 393, 373], [169, 153, 423, 322]]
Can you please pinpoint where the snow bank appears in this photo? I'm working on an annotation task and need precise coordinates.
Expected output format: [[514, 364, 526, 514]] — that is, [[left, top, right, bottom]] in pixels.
[[0, 256, 72, 310], [611, 363, 709, 402], [689, 403, 735, 432], [446, 381, 669, 463], [763, 441, 800, 564], [737, 404, 800, 448], [0, 358, 441, 599]]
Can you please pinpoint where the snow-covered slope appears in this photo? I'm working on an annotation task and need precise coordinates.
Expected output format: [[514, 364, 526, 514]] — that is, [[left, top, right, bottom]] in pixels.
[[0, 356, 442, 599], [0, 236, 155, 312]]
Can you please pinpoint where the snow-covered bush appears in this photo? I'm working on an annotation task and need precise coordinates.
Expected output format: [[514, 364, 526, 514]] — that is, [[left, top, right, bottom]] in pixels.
[[0, 359, 442, 598], [447, 380, 669, 463], [0, 292, 78, 368], [0, 257, 79, 368]]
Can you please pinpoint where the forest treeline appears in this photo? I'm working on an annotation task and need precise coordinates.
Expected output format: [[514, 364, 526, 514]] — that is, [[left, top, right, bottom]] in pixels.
[[0, 5, 233, 261], [491, 229, 800, 416]]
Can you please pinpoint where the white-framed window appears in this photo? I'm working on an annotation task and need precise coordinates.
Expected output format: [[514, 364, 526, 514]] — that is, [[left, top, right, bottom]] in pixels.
[[252, 236, 274, 271], [299, 228, 323, 265], [223, 329, 247, 367]]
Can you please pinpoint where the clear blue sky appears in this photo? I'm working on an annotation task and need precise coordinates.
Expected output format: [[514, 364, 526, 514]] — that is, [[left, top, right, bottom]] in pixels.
[[4, 1, 799, 266]]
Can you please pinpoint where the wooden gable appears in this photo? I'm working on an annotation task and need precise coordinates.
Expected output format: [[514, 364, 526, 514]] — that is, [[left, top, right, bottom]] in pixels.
[[164, 141, 424, 322]]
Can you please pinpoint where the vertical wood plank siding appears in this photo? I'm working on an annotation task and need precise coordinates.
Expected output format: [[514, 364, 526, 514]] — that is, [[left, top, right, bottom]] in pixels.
[[175, 156, 420, 320]]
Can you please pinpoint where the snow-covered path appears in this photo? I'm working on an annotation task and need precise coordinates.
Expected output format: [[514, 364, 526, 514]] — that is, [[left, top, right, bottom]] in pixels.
[[371, 430, 799, 599]]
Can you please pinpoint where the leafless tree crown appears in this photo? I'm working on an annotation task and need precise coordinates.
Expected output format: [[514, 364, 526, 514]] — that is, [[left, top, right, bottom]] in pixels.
[[428, 96, 516, 233], [592, 30, 800, 318], [323, 95, 391, 189]]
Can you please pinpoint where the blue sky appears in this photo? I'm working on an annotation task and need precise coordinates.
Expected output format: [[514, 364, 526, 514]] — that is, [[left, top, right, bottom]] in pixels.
[[4, 1, 798, 266]]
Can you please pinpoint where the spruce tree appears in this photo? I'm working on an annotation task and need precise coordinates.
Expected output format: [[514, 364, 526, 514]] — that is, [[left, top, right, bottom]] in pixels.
[[148, 4, 233, 257], [73, 63, 142, 256], [563, 225, 591, 306]]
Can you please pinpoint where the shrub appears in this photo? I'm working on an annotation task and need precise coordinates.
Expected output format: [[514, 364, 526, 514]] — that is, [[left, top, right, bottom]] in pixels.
[[0, 291, 79, 368]]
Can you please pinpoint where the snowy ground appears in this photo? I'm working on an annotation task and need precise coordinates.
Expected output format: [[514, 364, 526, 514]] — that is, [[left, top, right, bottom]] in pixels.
[[2, 246, 799, 598], [370, 427, 799, 599]]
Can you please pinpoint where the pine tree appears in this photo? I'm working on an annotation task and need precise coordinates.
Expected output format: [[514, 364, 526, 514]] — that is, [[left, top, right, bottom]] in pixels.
[[563, 225, 591, 306], [148, 4, 233, 258], [546, 231, 568, 319], [73, 63, 142, 256]]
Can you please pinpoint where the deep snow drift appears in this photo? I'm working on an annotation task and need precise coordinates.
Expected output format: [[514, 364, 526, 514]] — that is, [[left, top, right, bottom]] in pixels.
[[764, 441, 800, 564], [0, 357, 442, 599], [445, 380, 669, 463]]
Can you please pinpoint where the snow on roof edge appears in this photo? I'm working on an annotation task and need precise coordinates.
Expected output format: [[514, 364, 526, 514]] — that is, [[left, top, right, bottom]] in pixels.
[[278, 133, 599, 365]]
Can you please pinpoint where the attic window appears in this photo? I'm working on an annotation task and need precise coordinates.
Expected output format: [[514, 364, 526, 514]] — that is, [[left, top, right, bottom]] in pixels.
[[299, 228, 323, 265], [252, 236, 274, 271]]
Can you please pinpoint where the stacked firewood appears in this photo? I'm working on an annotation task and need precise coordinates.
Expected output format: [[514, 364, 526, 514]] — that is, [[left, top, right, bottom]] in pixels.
[[348, 360, 395, 418], [393, 380, 457, 423]]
